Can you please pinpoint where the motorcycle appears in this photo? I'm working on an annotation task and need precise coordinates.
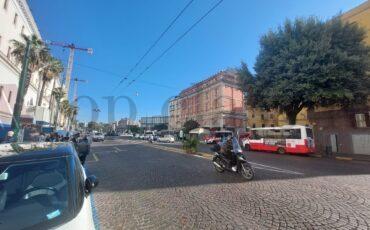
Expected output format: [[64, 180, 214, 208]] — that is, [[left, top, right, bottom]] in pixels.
[[211, 137, 254, 180]]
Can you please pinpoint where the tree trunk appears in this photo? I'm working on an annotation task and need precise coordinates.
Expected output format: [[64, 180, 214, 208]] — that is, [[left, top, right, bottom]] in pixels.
[[49, 79, 56, 125], [38, 79, 46, 106], [286, 109, 300, 125], [54, 102, 60, 127]]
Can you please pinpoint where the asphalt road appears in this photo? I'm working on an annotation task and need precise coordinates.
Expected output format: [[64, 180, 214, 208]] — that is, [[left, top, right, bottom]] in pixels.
[[86, 138, 370, 229]]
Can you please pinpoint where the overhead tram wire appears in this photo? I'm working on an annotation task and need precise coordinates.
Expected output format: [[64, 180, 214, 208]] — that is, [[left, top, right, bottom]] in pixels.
[[71, 61, 178, 90], [113, 0, 195, 91], [124, 0, 224, 89]]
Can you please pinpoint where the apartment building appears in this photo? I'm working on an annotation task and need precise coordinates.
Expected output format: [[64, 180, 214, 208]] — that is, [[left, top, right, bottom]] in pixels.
[[169, 71, 246, 131]]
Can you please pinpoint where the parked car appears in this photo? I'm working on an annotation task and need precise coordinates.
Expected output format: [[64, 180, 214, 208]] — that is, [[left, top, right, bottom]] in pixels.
[[204, 131, 233, 144], [92, 132, 104, 142], [120, 133, 133, 138], [0, 142, 99, 229], [158, 135, 175, 143]]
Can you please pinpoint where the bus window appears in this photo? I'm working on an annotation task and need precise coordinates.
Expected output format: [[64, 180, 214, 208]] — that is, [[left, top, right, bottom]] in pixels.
[[282, 129, 301, 139], [306, 128, 313, 138]]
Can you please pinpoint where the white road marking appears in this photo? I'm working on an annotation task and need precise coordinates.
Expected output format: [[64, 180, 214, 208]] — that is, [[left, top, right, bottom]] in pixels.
[[114, 147, 122, 151], [250, 162, 303, 175], [193, 155, 207, 159], [92, 153, 99, 162]]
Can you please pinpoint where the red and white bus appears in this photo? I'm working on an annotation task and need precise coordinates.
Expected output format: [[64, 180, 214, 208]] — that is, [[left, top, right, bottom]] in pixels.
[[242, 125, 315, 154]]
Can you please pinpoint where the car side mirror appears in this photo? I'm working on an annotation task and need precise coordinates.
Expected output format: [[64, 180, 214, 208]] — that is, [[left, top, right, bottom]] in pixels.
[[85, 175, 99, 196]]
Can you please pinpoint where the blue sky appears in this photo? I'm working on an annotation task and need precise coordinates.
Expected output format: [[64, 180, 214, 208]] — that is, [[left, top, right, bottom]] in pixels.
[[28, 0, 365, 123]]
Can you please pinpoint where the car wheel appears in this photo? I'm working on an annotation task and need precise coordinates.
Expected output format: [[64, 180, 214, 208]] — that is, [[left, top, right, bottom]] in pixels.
[[277, 147, 286, 154]]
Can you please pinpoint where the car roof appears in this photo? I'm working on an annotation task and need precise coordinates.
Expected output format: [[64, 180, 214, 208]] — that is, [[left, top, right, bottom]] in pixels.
[[0, 142, 75, 164]]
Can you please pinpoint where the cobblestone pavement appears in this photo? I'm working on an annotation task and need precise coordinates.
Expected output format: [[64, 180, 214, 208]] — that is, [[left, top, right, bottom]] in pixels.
[[86, 139, 370, 229]]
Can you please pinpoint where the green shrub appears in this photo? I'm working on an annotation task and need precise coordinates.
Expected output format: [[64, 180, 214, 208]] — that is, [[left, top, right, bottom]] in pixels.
[[182, 138, 199, 153]]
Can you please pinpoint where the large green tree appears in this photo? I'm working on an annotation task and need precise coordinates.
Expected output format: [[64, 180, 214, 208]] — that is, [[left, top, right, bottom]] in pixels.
[[183, 119, 200, 134], [247, 16, 370, 124]]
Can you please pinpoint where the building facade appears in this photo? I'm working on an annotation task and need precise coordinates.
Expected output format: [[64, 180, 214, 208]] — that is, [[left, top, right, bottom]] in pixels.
[[169, 96, 181, 131], [116, 118, 140, 132], [308, 1, 370, 155], [169, 71, 246, 131], [140, 116, 168, 130], [0, 0, 60, 139]]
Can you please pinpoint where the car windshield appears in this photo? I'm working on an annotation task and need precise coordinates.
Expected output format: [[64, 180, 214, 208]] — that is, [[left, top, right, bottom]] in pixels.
[[232, 137, 242, 153], [0, 157, 72, 229]]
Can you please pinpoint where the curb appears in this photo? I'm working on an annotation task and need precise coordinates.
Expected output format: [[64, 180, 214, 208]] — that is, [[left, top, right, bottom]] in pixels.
[[335, 156, 353, 161]]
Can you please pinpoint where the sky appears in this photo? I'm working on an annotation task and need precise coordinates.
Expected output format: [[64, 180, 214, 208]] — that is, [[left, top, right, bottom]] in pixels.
[[28, 0, 366, 123]]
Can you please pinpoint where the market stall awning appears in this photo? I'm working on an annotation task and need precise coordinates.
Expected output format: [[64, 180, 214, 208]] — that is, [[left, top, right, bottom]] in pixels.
[[189, 128, 210, 135]]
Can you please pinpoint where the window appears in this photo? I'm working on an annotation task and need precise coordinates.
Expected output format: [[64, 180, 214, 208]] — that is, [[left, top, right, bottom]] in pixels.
[[252, 124, 256, 128], [0, 86, 3, 100], [355, 114, 366, 128], [281, 129, 301, 139], [0, 35, 2, 47], [252, 113, 255, 118], [306, 128, 313, 138], [261, 114, 265, 120], [262, 124, 265, 127], [21, 25, 25, 35], [3, 0, 8, 9], [13, 13, 18, 25], [7, 90, 12, 103], [271, 124, 275, 127]]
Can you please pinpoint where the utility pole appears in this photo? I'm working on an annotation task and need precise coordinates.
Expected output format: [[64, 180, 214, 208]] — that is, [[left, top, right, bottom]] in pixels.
[[46, 41, 92, 99], [11, 39, 31, 139], [71, 78, 87, 129]]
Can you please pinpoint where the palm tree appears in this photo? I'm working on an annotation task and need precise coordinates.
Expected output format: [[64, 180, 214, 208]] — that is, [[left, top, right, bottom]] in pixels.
[[11, 35, 49, 72], [70, 105, 78, 130], [60, 100, 71, 128], [51, 87, 65, 127], [11, 35, 49, 113], [38, 55, 63, 106]]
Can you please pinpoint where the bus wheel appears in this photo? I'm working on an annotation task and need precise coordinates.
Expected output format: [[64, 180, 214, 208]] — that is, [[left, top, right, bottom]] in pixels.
[[277, 147, 286, 154], [244, 144, 251, 151]]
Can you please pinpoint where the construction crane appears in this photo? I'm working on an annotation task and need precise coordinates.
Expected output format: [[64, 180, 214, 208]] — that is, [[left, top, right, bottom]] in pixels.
[[72, 77, 87, 107], [46, 41, 93, 99]]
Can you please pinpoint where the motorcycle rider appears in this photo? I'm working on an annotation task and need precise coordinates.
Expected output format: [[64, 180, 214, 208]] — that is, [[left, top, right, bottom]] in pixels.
[[220, 134, 238, 171]]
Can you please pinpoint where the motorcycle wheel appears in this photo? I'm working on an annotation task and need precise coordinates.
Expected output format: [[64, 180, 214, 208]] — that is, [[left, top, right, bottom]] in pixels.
[[213, 157, 225, 173], [240, 163, 254, 180]]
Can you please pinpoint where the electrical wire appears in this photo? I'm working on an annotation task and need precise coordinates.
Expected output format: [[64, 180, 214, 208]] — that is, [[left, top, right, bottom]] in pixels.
[[113, 0, 195, 91], [124, 0, 224, 89]]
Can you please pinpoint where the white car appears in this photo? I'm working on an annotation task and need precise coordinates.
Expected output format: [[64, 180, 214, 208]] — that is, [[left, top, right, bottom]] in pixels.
[[92, 132, 104, 142], [158, 135, 175, 143], [0, 142, 98, 229], [120, 133, 133, 137]]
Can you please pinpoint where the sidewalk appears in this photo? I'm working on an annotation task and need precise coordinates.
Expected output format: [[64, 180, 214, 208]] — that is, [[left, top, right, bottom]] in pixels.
[[318, 152, 370, 162]]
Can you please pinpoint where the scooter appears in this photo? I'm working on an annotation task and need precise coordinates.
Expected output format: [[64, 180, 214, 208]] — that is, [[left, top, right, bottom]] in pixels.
[[211, 137, 254, 180]]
